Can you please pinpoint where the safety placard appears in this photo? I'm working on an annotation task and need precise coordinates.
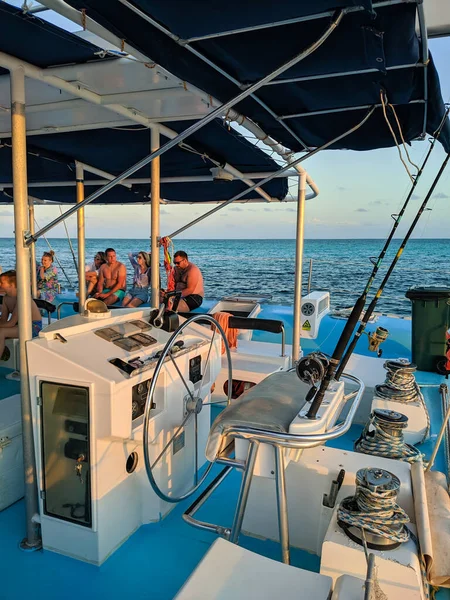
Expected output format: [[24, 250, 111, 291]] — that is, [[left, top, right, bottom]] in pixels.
[[302, 320, 311, 331]]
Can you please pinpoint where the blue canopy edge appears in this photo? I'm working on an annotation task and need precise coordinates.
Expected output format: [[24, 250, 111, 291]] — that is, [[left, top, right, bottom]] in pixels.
[[0, 119, 289, 204]]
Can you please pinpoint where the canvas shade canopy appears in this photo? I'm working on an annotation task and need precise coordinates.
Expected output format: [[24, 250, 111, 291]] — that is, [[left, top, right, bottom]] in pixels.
[[61, 0, 450, 154]]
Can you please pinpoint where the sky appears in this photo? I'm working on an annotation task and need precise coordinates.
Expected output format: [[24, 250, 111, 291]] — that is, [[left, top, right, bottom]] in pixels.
[[0, 5, 449, 240]]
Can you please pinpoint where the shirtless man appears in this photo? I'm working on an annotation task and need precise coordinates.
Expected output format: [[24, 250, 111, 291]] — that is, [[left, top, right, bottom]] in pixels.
[[172, 251, 204, 312], [94, 248, 127, 306], [0, 270, 42, 361]]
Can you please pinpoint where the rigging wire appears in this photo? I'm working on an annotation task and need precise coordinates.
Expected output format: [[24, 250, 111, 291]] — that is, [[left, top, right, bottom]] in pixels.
[[33, 217, 75, 289], [58, 206, 79, 277]]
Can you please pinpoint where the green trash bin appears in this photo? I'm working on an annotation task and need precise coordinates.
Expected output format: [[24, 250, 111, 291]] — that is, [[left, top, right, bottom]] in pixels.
[[405, 287, 450, 372]]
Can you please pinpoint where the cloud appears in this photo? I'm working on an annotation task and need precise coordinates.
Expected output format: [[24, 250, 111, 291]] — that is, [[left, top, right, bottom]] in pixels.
[[369, 200, 388, 206], [433, 192, 449, 199], [285, 207, 296, 212], [229, 206, 243, 212], [337, 186, 347, 191], [355, 208, 369, 213], [0, 210, 13, 217], [411, 194, 420, 200]]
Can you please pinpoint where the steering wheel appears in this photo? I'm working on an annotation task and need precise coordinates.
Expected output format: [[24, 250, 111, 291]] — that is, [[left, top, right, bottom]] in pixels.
[[143, 314, 232, 503]]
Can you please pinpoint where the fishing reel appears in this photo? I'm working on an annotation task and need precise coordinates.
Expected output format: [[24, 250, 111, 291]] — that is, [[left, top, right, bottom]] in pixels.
[[296, 352, 329, 386], [365, 325, 389, 357]]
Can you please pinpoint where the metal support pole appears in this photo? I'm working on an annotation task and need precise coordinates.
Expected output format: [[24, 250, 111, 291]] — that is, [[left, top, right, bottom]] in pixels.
[[10, 67, 41, 551], [292, 173, 307, 363], [28, 197, 38, 298], [150, 128, 160, 309], [230, 441, 259, 544], [76, 162, 86, 312], [425, 384, 449, 472], [274, 445, 290, 564]]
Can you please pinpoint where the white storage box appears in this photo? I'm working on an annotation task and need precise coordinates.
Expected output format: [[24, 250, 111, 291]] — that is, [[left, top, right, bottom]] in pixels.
[[0, 394, 24, 511]]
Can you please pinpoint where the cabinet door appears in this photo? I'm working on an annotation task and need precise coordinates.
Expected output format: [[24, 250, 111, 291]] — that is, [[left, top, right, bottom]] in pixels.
[[40, 381, 91, 527]]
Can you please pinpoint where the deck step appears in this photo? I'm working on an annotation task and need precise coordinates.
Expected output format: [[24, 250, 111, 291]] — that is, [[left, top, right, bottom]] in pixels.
[[175, 538, 332, 599]]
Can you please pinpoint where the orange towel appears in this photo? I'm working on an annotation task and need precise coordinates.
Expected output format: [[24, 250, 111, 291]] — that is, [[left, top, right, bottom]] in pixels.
[[211, 311, 238, 354]]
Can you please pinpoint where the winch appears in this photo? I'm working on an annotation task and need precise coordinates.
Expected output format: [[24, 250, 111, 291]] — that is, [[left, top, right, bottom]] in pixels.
[[337, 467, 410, 551]]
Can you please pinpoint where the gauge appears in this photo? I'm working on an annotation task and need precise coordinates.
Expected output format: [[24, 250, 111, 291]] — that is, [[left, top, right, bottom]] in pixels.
[[302, 302, 315, 316]]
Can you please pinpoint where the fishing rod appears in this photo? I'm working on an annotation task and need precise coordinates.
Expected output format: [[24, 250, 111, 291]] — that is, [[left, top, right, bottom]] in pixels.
[[306, 150, 450, 419], [334, 107, 450, 381]]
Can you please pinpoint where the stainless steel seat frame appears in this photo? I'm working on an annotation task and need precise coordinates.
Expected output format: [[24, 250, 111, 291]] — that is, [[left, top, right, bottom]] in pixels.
[[183, 373, 365, 565]]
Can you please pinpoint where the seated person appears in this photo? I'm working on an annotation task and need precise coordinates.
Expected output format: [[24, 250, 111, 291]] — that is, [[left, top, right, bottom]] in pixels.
[[94, 248, 127, 306], [0, 270, 42, 361], [172, 251, 204, 312], [122, 251, 151, 308], [85, 251, 106, 297], [37, 250, 59, 303]]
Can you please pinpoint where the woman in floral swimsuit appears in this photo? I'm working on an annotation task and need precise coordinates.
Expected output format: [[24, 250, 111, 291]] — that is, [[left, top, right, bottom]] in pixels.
[[37, 251, 59, 303]]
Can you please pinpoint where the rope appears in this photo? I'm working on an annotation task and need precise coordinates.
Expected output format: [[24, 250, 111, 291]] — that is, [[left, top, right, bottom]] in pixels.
[[388, 102, 420, 173], [338, 468, 410, 544], [380, 91, 416, 183], [375, 359, 430, 441], [355, 411, 423, 463], [160, 236, 175, 291]]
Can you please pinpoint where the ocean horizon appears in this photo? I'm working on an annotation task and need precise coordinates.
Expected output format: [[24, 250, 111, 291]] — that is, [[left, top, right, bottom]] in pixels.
[[1, 237, 449, 315]]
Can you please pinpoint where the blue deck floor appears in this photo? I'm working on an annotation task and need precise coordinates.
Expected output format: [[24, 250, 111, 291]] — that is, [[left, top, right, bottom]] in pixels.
[[0, 310, 448, 599]]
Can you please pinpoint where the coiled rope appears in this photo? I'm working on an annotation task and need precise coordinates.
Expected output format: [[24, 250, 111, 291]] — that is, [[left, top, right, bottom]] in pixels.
[[337, 468, 410, 545], [355, 409, 423, 463], [375, 359, 430, 442]]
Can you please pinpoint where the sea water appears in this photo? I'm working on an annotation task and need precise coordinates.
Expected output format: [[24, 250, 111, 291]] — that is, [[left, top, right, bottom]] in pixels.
[[0, 238, 448, 315]]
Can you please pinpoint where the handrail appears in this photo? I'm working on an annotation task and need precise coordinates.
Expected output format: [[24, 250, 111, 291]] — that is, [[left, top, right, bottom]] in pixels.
[[56, 301, 79, 320], [221, 373, 364, 449]]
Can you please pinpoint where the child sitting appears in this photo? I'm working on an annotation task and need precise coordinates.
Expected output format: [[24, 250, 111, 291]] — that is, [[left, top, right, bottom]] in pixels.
[[0, 270, 42, 361], [37, 250, 59, 303]]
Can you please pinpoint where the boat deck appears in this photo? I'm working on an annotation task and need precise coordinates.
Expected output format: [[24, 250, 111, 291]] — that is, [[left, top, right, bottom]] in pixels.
[[0, 309, 448, 599]]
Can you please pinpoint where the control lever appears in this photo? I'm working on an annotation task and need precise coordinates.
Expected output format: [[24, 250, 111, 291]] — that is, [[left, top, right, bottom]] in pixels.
[[149, 296, 180, 333], [153, 303, 166, 329], [164, 290, 182, 312], [323, 469, 345, 508]]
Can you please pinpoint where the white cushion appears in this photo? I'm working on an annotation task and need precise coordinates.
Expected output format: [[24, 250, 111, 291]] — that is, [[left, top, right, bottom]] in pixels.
[[175, 538, 332, 599], [205, 371, 308, 462]]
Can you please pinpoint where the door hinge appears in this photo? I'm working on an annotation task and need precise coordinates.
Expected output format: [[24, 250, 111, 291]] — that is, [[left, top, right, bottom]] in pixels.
[[40, 490, 46, 500], [36, 396, 42, 406]]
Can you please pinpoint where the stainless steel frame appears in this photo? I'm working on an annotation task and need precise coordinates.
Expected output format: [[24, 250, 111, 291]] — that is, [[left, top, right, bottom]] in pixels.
[[166, 106, 376, 240], [183, 373, 364, 563], [28, 14, 342, 245]]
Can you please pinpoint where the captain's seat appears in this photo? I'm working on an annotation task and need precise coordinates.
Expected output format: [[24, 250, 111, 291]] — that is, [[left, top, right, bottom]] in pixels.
[[184, 369, 364, 565]]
